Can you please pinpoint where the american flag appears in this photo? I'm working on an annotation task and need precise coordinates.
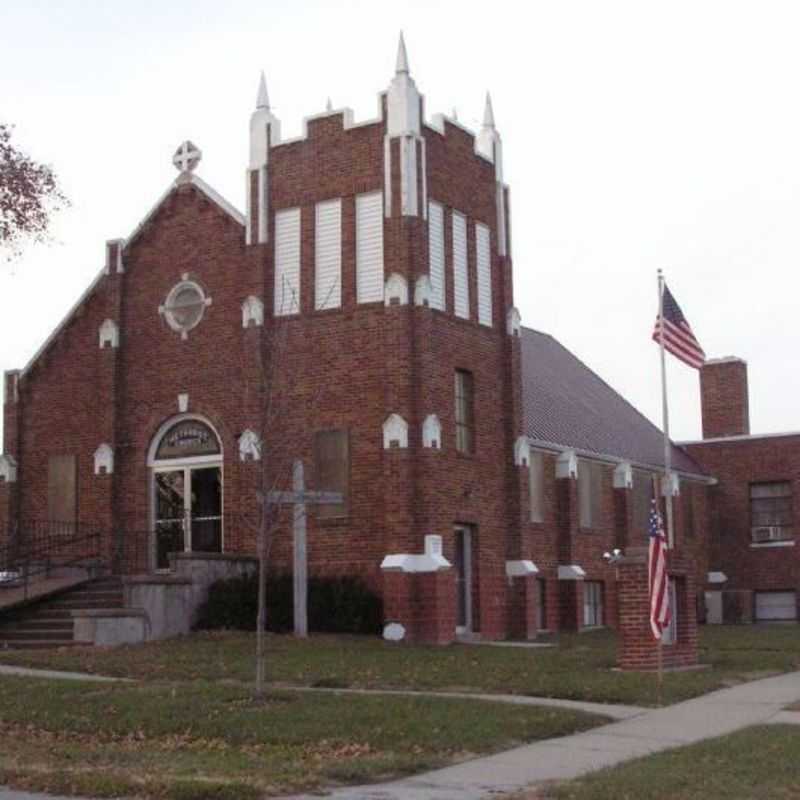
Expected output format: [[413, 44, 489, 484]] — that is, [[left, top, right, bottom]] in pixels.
[[652, 284, 706, 369], [648, 489, 672, 640]]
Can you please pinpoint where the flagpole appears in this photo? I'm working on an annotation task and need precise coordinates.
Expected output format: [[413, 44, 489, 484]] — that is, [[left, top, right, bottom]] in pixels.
[[657, 269, 675, 550]]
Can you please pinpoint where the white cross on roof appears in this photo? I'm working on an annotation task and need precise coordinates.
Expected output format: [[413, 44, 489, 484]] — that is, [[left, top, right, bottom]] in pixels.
[[173, 140, 202, 173]]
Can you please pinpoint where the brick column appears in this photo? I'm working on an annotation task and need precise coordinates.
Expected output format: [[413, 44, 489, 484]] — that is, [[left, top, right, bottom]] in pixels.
[[1, 370, 21, 549], [617, 547, 699, 671], [507, 571, 538, 639]]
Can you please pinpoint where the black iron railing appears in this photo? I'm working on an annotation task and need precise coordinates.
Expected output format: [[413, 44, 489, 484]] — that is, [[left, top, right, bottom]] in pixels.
[[0, 519, 105, 603]]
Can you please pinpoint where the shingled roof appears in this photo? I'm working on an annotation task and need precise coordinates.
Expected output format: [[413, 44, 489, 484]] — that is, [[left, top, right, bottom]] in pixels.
[[520, 327, 705, 476]]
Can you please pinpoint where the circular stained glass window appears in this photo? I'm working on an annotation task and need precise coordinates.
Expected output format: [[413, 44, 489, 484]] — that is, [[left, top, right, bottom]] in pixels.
[[161, 279, 209, 336]]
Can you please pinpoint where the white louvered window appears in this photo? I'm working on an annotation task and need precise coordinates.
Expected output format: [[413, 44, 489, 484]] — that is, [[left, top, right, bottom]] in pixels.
[[428, 201, 445, 311], [356, 191, 384, 303], [452, 211, 469, 319], [315, 199, 342, 310], [274, 207, 301, 316], [476, 222, 492, 327]]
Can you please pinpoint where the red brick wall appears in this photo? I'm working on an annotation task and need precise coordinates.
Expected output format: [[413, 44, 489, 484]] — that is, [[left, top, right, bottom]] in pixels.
[[7, 105, 521, 639], [700, 358, 750, 439], [686, 434, 800, 601]]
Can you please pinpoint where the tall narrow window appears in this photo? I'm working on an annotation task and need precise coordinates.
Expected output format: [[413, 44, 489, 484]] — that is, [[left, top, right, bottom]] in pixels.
[[48, 455, 77, 530], [529, 450, 544, 523], [475, 222, 492, 326], [578, 459, 603, 529], [452, 211, 469, 319], [314, 430, 349, 519], [356, 191, 384, 303], [632, 469, 655, 539], [274, 207, 301, 316], [454, 369, 475, 454], [583, 581, 604, 627], [315, 199, 341, 310], [428, 201, 445, 310]]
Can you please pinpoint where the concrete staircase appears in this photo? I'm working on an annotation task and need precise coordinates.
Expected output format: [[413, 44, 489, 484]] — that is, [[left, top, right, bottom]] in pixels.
[[0, 576, 125, 649]]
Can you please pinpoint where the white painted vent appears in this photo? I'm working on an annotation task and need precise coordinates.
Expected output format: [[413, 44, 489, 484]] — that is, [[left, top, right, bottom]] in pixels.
[[428, 201, 445, 310], [274, 207, 301, 316], [356, 191, 384, 303], [476, 222, 492, 327], [452, 211, 469, 319], [315, 199, 341, 310]]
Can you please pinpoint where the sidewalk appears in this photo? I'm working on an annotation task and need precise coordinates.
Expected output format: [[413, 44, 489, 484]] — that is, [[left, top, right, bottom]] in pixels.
[[283, 670, 800, 800]]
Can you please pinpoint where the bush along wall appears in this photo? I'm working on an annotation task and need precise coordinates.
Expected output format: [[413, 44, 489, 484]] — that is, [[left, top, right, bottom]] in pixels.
[[195, 572, 383, 635]]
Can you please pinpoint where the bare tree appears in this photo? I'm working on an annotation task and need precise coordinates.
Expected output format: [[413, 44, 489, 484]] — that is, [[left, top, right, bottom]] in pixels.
[[0, 124, 69, 260]]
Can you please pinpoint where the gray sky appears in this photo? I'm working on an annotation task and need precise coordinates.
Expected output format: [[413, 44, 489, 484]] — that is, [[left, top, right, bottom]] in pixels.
[[2, 0, 798, 445]]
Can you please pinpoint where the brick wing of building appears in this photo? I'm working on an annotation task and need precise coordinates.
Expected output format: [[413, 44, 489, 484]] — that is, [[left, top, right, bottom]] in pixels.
[[0, 38, 797, 649]]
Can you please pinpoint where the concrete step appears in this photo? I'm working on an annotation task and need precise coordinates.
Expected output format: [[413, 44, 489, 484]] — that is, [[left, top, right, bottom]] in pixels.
[[0, 628, 74, 641], [0, 618, 74, 632], [0, 640, 82, 650], [43, 597, 124, 610]]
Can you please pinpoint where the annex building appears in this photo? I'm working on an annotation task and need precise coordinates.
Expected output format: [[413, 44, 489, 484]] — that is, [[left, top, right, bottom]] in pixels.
[[0, 39, 797, 655]]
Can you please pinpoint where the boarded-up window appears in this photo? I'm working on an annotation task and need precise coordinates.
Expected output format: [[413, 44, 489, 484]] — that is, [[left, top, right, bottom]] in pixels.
[[452, 211, 469, 319], [632, 469, 655, 539], [455, 369, 475, 454], [314, 430, 349, 519], [475, 222, 492, 326], [428, 201, 445, 310], [274, 207, 301, 316], [578, 459, 603, 529], [356, 192, 384, 303], [48, 455, 77, 526], [315, 199, 341, 310], [529, 450, 544, 523]]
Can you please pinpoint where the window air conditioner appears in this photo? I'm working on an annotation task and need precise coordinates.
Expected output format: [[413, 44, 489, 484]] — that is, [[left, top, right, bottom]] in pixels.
[[752, 526, 785, 543]]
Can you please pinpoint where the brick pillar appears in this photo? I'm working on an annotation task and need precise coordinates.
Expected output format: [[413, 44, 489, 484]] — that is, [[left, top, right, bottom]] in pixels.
[[559, 580, 582, 631], [617, 547, 699, 671], [381, 541, 456, 645], [2, 369, 21, 549]]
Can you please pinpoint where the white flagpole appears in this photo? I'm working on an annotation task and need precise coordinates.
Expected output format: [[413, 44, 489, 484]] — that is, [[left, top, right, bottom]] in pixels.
[[657, 269, 675, 549]]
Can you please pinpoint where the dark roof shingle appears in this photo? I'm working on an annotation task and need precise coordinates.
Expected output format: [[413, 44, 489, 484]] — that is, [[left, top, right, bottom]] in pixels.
[[520, 327, 704, 475]]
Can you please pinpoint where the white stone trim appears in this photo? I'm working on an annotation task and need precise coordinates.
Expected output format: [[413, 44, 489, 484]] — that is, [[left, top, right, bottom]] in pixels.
[[506, 560, 539, 577], [93, 444, 114, 476], [0, 455, 18, 483], [661, 472, 680, 497], [383, 414, 409, 450], [750, 540, 795, 549], [422, 414, 442, 449], [380, 535, 451, 574], [384, 273, 409, 306], [514, 436, 530, 467], [506, 307, 521, 337], [556, 449, 578, 479], [242, 296, 264, 328], [178, 394, 189, 413], [613, 461, 633, 489], [558, 564, 586, 581], [707, 571, 728, 584], [238, 429, 262, 462], [414, 275, 434, 307], [98, 319, 119, 350], [104, 239, 125, 275]]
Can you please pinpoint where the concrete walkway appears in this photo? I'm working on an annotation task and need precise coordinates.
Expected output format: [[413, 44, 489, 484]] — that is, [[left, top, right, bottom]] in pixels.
[[283, 670, 800, 800], [0, 664, 124, 683]]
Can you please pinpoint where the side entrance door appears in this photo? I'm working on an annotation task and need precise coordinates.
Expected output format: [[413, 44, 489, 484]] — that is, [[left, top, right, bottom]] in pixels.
[[454, 524, 473, 634]]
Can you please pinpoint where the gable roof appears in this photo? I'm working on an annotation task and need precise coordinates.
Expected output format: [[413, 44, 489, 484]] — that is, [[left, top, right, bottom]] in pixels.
[[520, 327, 706, 477]]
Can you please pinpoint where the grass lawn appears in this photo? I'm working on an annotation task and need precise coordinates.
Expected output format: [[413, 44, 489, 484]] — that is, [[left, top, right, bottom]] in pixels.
[[0, 675, 603, 800], [1, 624, 798, 707], [520, 725, 800, 800]]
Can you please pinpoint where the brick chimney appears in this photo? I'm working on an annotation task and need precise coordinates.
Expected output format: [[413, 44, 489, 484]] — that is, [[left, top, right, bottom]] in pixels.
[[700, 357, 750, 439]]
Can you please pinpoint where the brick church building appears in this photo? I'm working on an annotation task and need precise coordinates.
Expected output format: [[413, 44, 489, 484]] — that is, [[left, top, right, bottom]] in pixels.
[[0, 38, 797, 652]]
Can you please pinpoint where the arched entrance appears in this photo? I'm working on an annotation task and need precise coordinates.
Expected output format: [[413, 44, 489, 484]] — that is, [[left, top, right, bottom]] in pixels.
[[148, 416, 223, 570]]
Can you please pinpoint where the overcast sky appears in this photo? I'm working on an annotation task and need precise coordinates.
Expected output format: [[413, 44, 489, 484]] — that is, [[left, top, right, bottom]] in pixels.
[[2, 0, 798, 446]]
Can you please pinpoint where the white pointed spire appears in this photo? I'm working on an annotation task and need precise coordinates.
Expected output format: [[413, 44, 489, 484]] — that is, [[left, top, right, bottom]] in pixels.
[[483, 92, 495, 129], [256, 72, 270, 110], [326, 97, 333, 112], [396, 32, 409, 75]]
